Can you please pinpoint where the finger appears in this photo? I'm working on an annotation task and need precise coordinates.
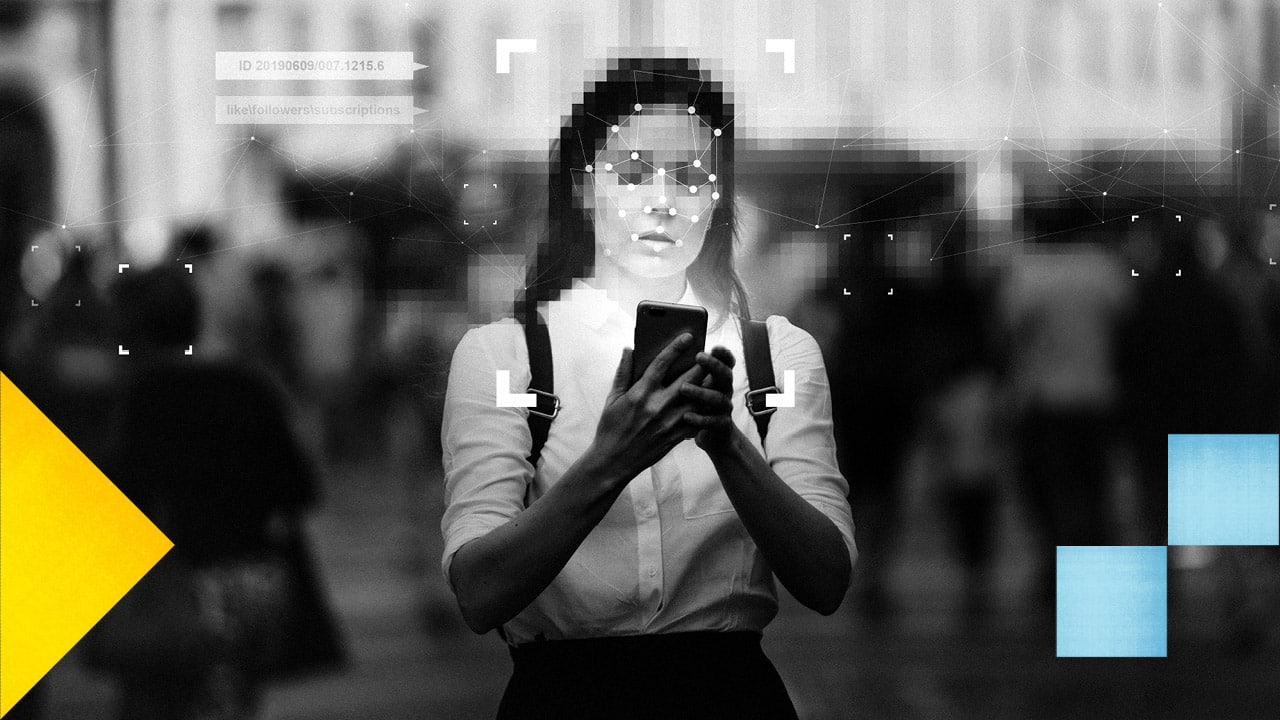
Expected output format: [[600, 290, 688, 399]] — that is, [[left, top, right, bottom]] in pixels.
[[653, 362, 704, 404], [676, 361, 707, 387], [640, 332, 693, 389], [609, 347, 633, 398], [695, 351, 735, 392], [678, 383, 733, 411], [681, 411, 735, 429]]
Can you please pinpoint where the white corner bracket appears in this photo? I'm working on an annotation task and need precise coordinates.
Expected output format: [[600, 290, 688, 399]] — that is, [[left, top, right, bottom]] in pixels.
[[496, 39, 537, 74], [495, 370, 536, 408], [765, 39, 795, 74], [765, 370, 796, 408]]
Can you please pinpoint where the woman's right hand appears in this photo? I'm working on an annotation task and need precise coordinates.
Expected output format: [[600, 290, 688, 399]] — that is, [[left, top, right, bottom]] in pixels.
[[589, 333, 705, 483]]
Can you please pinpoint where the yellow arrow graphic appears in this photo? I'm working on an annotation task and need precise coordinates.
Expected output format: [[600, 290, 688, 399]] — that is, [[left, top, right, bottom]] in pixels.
[[0, 372, 172, 715]]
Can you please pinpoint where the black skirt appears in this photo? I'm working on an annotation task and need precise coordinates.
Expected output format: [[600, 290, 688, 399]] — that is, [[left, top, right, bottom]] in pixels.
[[495, 631, 798, 720]]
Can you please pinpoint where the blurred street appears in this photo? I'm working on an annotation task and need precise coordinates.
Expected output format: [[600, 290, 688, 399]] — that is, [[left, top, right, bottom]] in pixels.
[[41, 440, 1280, 720]]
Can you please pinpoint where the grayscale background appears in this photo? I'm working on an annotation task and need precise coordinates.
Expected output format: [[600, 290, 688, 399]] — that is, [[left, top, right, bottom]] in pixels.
[[2, 0, 1278, 718]]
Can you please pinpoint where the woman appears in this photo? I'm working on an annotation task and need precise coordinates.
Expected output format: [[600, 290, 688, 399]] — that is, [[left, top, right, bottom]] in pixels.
[[441, 57, 856, 718]]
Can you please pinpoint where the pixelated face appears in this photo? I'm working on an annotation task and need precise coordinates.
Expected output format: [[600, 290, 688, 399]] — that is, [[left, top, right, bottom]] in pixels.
[[585, 104, 721, 279]]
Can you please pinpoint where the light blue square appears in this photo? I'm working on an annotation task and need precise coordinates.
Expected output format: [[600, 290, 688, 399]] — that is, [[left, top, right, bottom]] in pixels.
[[1167, 434, 1279, 546], [1056, 546, 1167, 657]]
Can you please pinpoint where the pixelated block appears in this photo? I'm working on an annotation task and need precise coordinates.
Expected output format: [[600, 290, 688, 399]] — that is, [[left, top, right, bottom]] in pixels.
[[1167, 434, 1279, 546], [1056, 546, 1167, 658]]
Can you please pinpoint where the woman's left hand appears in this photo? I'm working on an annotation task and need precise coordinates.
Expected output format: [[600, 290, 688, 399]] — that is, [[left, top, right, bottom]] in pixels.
[[678, 346, 738, 453]]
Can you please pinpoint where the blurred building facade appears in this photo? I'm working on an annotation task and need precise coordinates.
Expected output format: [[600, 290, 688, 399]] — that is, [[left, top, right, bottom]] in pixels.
[[3, 0, 1277, 267]]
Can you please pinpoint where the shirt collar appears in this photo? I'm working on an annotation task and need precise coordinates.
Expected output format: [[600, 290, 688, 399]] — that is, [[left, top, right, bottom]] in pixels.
[[552, 278, 706, 332]]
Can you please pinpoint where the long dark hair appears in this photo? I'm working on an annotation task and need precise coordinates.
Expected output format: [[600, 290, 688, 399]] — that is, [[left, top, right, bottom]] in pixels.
[[518, 57, 751, 327]]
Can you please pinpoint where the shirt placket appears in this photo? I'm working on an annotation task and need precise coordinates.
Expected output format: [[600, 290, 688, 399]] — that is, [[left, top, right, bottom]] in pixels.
[[627, 465, 664, 630]]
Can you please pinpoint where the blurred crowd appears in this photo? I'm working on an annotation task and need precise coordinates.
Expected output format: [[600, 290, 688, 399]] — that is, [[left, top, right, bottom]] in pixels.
[[5, 177, 1280, 717], [816, 209, 1280, 637]]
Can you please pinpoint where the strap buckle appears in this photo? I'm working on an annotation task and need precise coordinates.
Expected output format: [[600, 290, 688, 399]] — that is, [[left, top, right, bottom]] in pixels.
[[526, 388, 561, 419], [745, 386, 779, 417]]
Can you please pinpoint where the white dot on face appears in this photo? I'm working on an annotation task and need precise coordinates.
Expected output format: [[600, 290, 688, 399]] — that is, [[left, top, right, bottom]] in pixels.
[[689, 185, 698, 193], [605, 163, 613, 171], [690, 214, 699, 223], [634, 103, 642, 111], [659, 196, 667, 204], [628, 183, 636, 191], [657, 167, 665, 176], [687, 106, 696, 114], [675, 239, 683, 247], [643, 205, 653, 214], [618, 210, 627, 218], [612, 125, 620, 133], [713, 128, 722, 136], [707, 174, 716, 182], [585, 164, 593, 172], [711, 192, 720, 200], [693, 159, 702, 168], [631, 233, 639, 241], [668, 208, 677, 216], [630, 151, 639, 160], [656, 225, 665, 234], [815, 224, 821, 229]]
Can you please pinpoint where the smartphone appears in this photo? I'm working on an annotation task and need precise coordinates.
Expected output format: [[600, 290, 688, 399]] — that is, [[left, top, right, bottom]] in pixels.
[[631, 300, 708, 386]]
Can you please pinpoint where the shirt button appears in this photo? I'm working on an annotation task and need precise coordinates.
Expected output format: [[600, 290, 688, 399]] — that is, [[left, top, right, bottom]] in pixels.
[[647, 569, 657, 578]]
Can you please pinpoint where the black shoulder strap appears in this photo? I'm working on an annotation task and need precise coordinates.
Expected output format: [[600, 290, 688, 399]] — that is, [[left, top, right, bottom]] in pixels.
[[522, 317, 556, 468], [742, 319, 776, 444]]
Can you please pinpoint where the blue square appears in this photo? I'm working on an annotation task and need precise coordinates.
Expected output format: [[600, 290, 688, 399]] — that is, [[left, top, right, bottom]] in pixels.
[[1057, 546, 1167, 657], [1167, 434, 1279, 546]]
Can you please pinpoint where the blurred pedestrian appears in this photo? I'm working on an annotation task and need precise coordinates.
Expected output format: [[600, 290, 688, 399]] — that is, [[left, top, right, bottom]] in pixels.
[[925, 355, 1010, 628], [86, 264, 342, 719], [1115, 218, 1251, 546], [1000, 241, 1131, 607]]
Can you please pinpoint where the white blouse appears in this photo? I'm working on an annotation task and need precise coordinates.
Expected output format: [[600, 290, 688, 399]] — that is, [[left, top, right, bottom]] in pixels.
[[440, 280, 856, 644]]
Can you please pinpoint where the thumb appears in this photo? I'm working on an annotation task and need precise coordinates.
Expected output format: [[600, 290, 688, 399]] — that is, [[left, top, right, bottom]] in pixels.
[[609, 347, 634, 398]]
